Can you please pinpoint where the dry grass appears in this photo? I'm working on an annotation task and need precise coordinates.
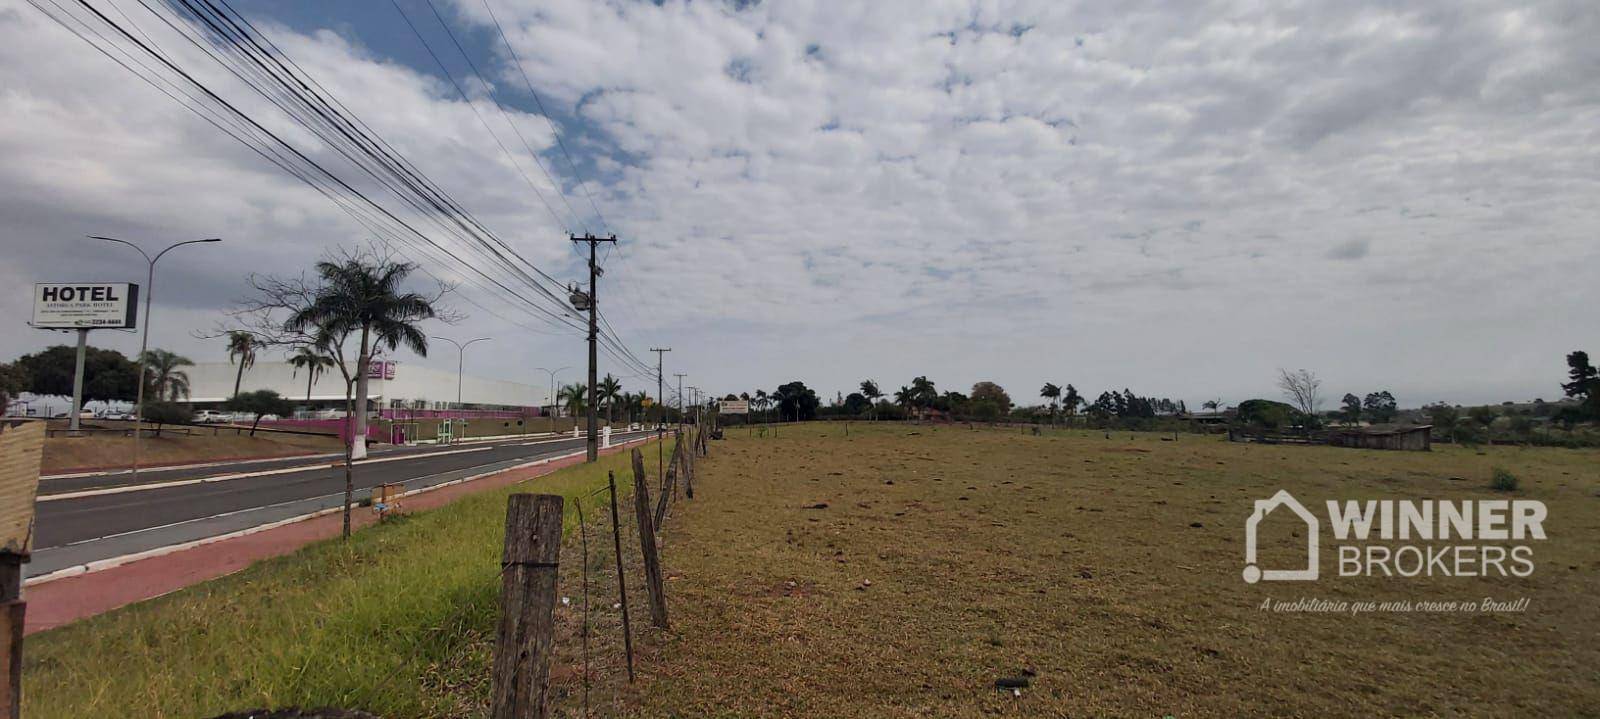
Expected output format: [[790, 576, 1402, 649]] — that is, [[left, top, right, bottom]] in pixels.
[[42, 429, 342, 473], [563, 423, 1600, 717]]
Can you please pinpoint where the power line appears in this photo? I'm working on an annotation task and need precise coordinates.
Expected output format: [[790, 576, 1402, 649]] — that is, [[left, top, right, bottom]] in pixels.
[[32, 0, 663, 390], [479, 0, 610, 235]]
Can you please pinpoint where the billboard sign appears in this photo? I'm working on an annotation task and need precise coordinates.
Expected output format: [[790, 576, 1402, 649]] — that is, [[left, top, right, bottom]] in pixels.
[[32, 283, 139, 329], [366, 359, 397, 380], [719, 400, 749, 414]]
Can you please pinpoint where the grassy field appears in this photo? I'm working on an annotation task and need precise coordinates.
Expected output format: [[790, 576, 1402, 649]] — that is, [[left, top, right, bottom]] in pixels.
[[24, 436, 674, 719], [559, 423, 1599, 717], [25, 425, 1599, 717], [42, 428, 342, 473]]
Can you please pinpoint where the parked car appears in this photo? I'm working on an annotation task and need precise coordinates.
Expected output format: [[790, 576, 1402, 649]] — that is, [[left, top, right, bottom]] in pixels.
[[194, 409, 230, 423]]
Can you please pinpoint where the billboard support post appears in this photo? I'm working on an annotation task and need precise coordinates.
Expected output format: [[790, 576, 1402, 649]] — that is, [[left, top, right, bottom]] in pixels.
[[69, 329, 88, 434]]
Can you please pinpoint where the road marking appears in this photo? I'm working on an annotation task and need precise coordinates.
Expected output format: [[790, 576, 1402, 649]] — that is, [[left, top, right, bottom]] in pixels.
[[36, 445, 497, 502], [23, 435, 653, 587], [40, 449, 371, 480]]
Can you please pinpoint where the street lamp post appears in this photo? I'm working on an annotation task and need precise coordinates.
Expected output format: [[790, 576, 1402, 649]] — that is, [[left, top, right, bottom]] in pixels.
[[534, 366, 571, 420], [431, 336, 492, 409], [91, 235, 220, 481]]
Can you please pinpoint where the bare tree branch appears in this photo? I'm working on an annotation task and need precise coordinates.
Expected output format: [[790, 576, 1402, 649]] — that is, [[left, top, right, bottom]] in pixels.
[[1276, 368, 1322, 416]]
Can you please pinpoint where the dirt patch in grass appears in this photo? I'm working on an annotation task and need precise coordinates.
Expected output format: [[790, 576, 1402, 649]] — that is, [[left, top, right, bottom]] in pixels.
[[562, 423, 1600, 717], [42, 429, 342, 473]]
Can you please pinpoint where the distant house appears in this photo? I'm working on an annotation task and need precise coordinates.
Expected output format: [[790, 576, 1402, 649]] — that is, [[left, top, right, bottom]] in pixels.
[[1324, 424, 1432, 451]]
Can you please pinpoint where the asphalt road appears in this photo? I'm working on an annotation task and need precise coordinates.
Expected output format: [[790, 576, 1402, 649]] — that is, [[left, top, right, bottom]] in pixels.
[[27, 430, 655, 579]]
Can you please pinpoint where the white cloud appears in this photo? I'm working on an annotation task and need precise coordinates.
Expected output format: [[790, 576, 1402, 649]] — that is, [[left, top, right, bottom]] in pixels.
[[2, 0, 1597, 407]]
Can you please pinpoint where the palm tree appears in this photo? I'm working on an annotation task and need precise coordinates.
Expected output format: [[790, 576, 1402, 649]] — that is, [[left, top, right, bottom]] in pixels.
[[1063, 384, 1083, 426], [287, 345, 336, 403], [894, 385, 913, 415], [597, 374, 622, 425], [754, 389, 769, 424], [286, 256, 436, 462], [1040, 382, 1062, 425], [226, 330, 262, 398], [558, 382, 587, 417], [141, 349, 193, 402], [860, 379, 882, 420], [285, 255, 438, 540], [910, 376, 937, 420]]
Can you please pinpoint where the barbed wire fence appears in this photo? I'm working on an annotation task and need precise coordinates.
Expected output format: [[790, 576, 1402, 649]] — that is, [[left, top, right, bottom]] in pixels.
[[493, 419, 711, 718]]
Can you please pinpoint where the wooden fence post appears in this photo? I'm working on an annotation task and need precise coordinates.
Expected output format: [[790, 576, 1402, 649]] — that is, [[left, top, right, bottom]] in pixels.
[[683, 427, 695, 499], [0, 421, 45, 719], [655, 438, 681, 528], [490, 493, 564, 719], [630, 449, 669, 629], [606, 472, 636, 681], [0, 555, 21, 719]]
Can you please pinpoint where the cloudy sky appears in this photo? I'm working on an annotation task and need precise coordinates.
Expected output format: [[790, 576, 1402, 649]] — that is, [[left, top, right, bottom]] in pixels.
[[2, 0, 1595, 409]]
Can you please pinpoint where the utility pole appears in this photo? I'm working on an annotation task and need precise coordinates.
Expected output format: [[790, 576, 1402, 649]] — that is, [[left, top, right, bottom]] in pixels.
[[571, 234, 616, 462], [674, 374, 686, 428], [649, 349, 671, 430], [650, 348, 670, 481]]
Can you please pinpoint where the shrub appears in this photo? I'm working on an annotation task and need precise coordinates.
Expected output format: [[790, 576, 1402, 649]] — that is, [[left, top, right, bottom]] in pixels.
[[141, 401, 192, 437], [1490, 467, 1519, 492]]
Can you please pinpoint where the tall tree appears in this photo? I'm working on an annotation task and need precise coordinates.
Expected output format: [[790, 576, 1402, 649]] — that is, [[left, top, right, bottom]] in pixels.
[[1040, 382, 1062, 425], [893, 385, 913, 413], [971, 381, 1012, 416], [1362, 391, 1398, 424], [1062, 384, 1082, 425], [598, 374, 622, 424], [859, 379, 883, 420], [226, 330, 263, 398], [140, 349, 194, 402], [0, 362, 24, 414], [14, 345, 140, 403], [558, 382, 588, 417], [1340, 393, 1362, 426], [772, 381, 820, 422], [1276, 368, 1322, 417], [1425, 403, 1461, 441], [287, 345, 336, 403], [1564, 351, 1598, 417], [902, 376, 937, 420], [286, 255, 439, 462]]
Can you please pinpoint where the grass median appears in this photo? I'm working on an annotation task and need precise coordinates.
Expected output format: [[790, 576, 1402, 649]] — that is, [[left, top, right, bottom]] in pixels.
[[25, 435, 674, 719]]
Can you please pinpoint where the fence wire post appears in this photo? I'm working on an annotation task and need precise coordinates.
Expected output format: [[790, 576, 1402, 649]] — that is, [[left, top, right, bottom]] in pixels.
[[574, 498, 591, 717], [606, 472, 636, 682], [631, 449, 669, 628], [491, 494, 563, 719]]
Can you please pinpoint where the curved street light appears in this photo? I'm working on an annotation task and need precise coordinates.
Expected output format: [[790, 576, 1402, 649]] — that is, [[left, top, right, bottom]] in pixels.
[[90, 235, 221, 481], [534, 366, 572, 417], [431, 336, 492, 409]]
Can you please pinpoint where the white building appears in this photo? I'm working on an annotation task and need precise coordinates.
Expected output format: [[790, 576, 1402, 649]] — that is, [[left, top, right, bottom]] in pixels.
[[183, 360, 544, 410]]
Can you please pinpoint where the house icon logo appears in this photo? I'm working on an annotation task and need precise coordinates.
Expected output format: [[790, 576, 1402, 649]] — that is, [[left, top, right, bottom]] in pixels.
[[1243, 489, 1319, 584]]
